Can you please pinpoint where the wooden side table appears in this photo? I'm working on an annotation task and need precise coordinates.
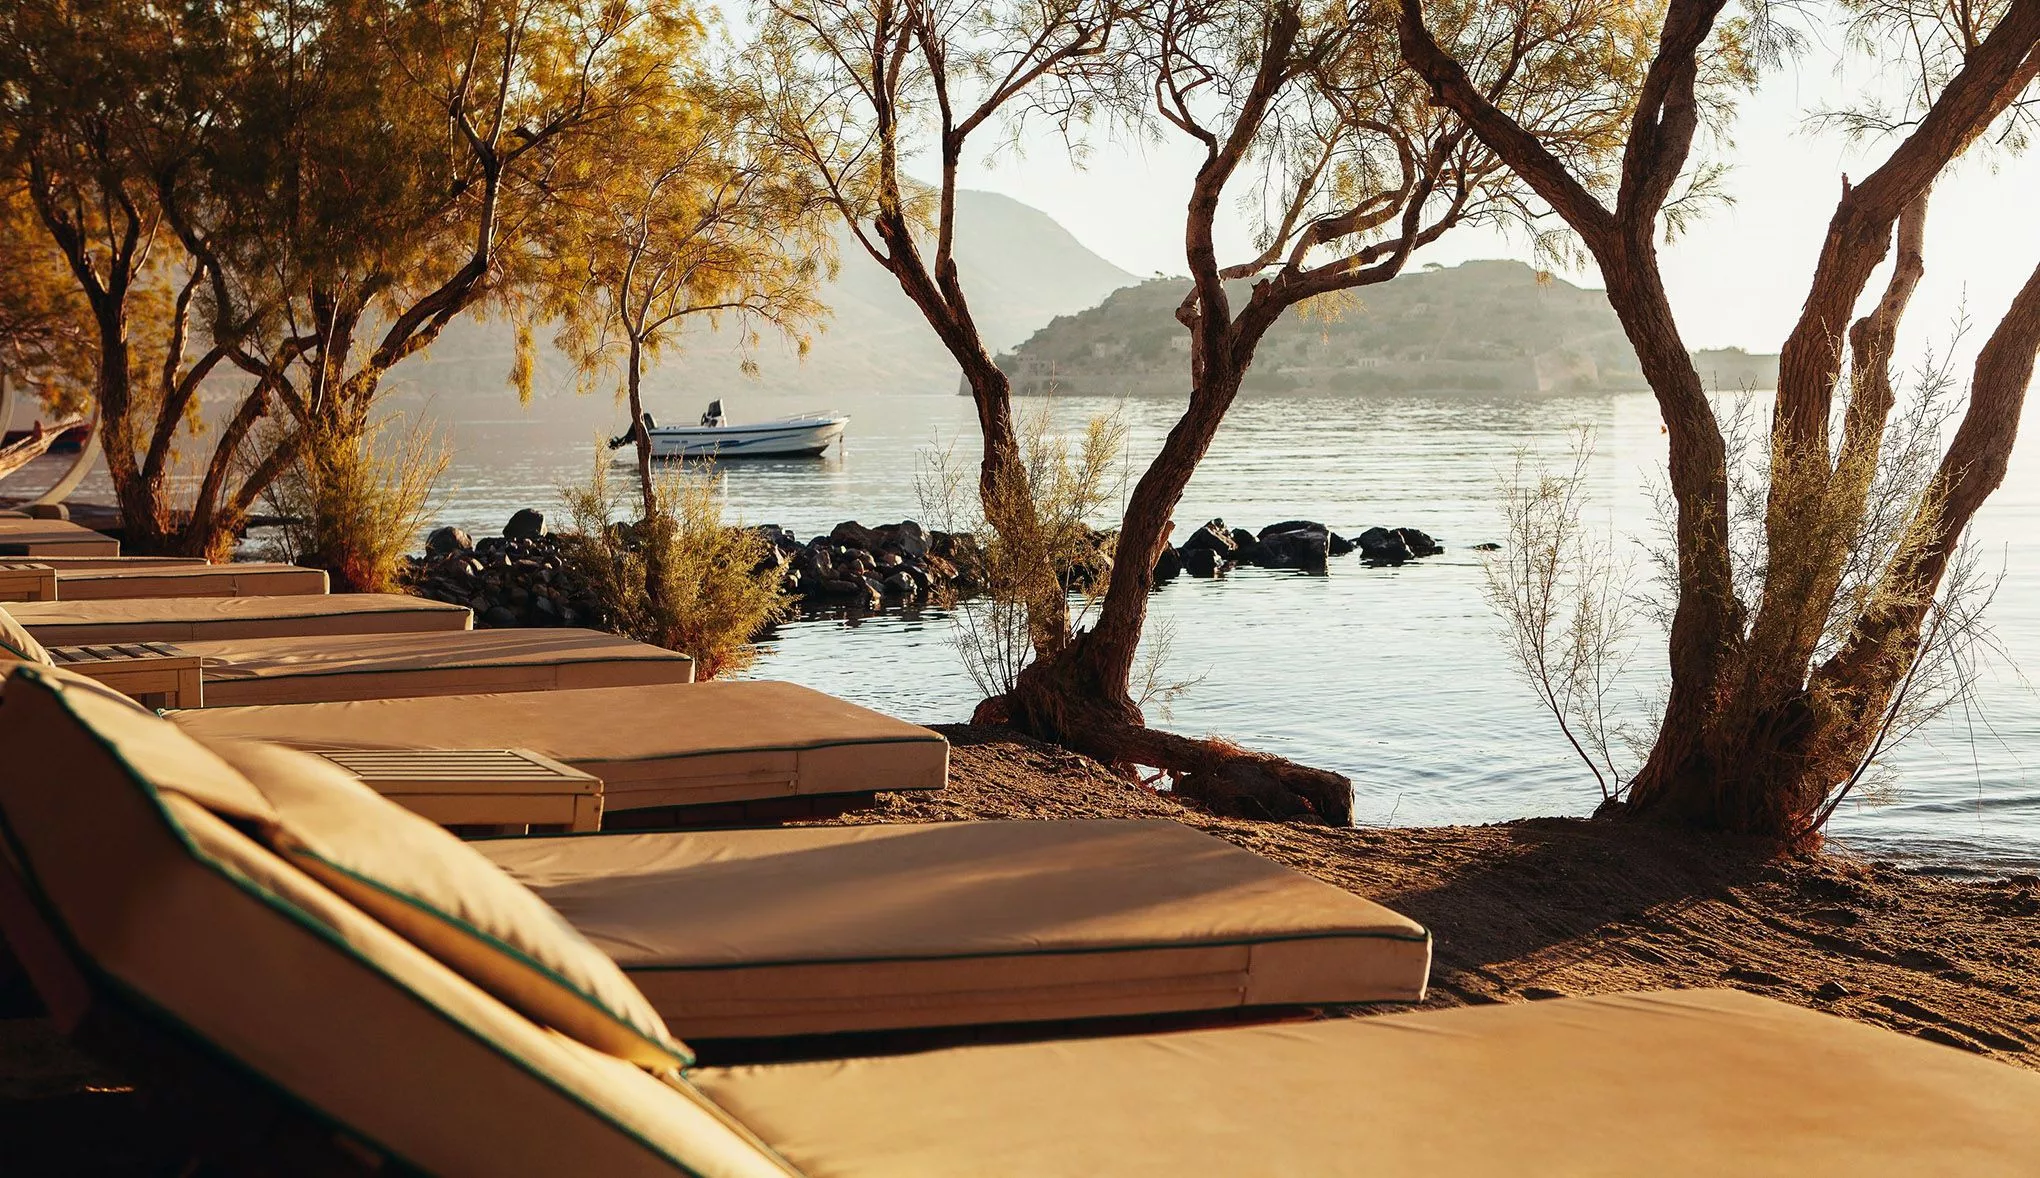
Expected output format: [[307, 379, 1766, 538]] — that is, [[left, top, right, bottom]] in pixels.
[[46, 642, 203, 708], [308, 748, 604, 833], [0, 562, 59, 602]]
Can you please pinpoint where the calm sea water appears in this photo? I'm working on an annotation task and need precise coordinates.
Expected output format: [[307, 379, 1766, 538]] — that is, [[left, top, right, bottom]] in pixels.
[[22, 382, 2040, 869]]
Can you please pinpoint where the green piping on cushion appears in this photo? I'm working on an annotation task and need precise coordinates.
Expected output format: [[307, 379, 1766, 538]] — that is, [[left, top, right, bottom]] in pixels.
[[288, 844, 695, 1068], [554, 732, 949, 765], [1, 665, 779, 1178], [616, 924, 1433, 974], [200, 651, 695, 682]]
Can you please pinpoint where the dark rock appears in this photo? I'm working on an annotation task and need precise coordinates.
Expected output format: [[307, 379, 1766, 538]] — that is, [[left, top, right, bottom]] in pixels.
[[1180, 519, 1236, 556], [882, 571, 917, 597], [503, 509, 546, 540], [1181, 545, 1224, 577], [1357, 526, 1412, 564], [531, 594, 558, 619], [1326, 532, 1354, 557], [1257, 520, 1326, 540], [481, 605, 520, 628], [828, 520, 881, 551], [1398, 527, 1443, 557], [1153, 544, 1183, 581], [1471, 541, 1501, 552], [1256, 529, 1329, 572], [426, 525, 473, 555], [881, 520, 931, 559]]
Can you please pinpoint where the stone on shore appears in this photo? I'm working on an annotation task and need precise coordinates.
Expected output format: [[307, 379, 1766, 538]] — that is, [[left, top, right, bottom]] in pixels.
[[504, 509, 547, 540]]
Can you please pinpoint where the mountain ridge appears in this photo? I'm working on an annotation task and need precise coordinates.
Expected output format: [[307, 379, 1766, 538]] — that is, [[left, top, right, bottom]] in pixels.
[[988, 259, 1778, 397], [398, 188, 1139, 407]]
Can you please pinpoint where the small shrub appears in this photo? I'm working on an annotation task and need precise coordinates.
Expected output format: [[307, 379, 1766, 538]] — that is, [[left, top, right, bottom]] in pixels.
[[558, 449, 791, 679], [915, 403, 1126, 699], [263, 415, 447, 593]]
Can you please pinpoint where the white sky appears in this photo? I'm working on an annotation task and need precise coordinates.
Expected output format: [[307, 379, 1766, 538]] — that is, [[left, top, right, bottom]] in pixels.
[[950, 32, 2040, 360]]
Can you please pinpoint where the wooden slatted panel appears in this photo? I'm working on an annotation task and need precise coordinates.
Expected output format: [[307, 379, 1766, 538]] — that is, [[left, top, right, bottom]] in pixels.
[[311, 748, 597, 788], [48, 641, 183, 665]]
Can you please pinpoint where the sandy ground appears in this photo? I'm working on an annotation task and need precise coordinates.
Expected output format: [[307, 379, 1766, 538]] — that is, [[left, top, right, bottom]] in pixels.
[[841, 725, 2040, 1068], [3, 723, 2036, 1170]]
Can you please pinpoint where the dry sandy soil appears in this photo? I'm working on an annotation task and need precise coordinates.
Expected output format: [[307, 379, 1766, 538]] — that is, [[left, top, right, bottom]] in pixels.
[[853, 725, 2040, 1068], [3, 724, 2037, 1171]]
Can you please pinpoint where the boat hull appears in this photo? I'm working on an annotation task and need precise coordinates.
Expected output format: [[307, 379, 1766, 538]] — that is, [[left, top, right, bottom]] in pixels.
[[644, 416, 847, 459]]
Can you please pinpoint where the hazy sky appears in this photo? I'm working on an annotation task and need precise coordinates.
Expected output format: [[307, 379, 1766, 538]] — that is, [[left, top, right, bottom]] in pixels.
[[949, 31, 2040, 362]]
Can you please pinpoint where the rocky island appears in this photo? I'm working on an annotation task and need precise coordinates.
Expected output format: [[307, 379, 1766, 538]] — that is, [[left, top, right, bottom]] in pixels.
[[984, 259, 1780, 398]]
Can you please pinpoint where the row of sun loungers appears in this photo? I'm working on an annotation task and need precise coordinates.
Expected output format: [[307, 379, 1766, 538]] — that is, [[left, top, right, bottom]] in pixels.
[[3, 530, 2038, 1172]]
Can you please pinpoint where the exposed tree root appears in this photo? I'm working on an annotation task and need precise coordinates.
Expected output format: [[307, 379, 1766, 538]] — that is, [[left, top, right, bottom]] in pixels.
[[974, 691, 1354, 825]]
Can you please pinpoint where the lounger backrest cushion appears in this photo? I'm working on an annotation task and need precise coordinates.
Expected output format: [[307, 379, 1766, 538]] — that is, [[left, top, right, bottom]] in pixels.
[[0, 602, 53, 666], [203, 739, 693, 1071], [0, 664, 797, 1178]]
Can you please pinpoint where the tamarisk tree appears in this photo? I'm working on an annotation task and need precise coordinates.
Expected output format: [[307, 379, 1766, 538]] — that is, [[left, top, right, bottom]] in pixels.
[[539, 82, 832, 522], [762, 0, 1629, 819], [1, 0, 287, 554], [1402, 0, 2040, 844]]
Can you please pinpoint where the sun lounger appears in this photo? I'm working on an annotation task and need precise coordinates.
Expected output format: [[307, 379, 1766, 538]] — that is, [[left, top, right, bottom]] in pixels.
[[1, 559, 327, 602], [5, 591, 471, 645], [166, 679, 950, 815], [0, 517, 119, 557], [4, 661, 2036, 1177], [0, 561, 56, 601], [36, 561, 330, 601], [3, 605, 697, 707], [477, 819, 1430, 1036], [182, 628, 698, 706], [0, 556, 210, 603]]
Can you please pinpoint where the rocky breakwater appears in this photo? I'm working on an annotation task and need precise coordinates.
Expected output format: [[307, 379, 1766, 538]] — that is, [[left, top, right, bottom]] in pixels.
[[1155, 519, 1446, 579], [757, 520, 994, 613], [408, 510, 608, 628]]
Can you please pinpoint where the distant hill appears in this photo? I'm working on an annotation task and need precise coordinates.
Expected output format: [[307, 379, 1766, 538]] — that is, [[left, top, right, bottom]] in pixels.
[[986, 259, 1777, 397], [398, 189, 1139, 406]]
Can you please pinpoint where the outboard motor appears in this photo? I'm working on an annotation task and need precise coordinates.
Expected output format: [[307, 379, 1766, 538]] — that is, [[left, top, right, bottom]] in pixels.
[[608, 411, 657, 450], [700, 399, 725, 427]]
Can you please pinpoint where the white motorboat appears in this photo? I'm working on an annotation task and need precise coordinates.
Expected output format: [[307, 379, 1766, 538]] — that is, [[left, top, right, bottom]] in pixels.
[[611, 402, 848, 459]]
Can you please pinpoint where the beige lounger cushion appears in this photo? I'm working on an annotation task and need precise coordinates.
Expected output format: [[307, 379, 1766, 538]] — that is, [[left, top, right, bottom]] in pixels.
[[9, 664, 2040, 1176], [697, 987, 2040, 1176], [8, 592, 471, 644], [0, 518, 120, 556], [0, 602, 53, 665], [0, 665, 792, 1177], [203, 740, 692, 1070], [187, 629, 696, 707], [169, 680, 949, 809], [482, 820, 1431, 1037], [53, 562, 330, 601]]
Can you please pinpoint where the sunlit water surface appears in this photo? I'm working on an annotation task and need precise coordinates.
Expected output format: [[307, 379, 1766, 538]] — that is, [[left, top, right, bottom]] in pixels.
[[25, 382, 2040, 870]]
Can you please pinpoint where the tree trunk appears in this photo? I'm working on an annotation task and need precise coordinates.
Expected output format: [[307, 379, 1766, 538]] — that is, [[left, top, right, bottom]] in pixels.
[[89, 304, 170, 555], [626, 335, 656, 521], [1597, 253, 1745, 826], [997, 335, 1354, 825]]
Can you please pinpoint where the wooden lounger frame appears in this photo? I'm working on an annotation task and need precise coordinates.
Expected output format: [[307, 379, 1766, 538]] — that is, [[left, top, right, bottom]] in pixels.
[[0, 561, 59, 602], [309, 748, 604, 833], [46, 642, 203, 709]]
